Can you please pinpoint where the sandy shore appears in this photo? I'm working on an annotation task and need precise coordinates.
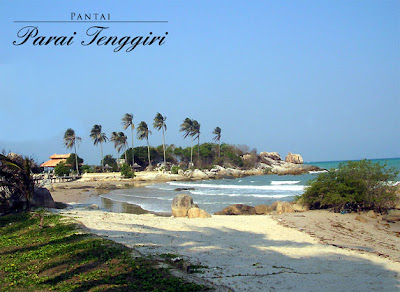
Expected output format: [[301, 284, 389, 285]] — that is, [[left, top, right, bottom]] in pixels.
[[57, 206, 400, 292]]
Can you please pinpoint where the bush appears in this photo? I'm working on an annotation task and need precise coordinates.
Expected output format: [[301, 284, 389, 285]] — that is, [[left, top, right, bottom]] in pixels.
[[80, 165, 93, 173], [297, 159, 398, 212], [171, 165, 181, 174], [120, 164, 134, 178], [54, 162, 70, 177]]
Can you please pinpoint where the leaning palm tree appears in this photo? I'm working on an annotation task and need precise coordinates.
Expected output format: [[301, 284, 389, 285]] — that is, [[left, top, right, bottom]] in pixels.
[[213, 127, 222, 158], [137, 121, 152, 168], [153, 113, 167, 167], [192, 120, 201, 163], [180, 118, 194, 165], [63, 128, 81, 175], [122, 113, 135, 166], [90, 125, 108, 172], [117, 132, 128, 163], [110, 132, 121, 166]]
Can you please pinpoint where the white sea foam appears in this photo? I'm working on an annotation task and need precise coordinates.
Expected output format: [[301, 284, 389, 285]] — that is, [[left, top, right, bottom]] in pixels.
[[167, 181, 305, 191], [270, 181, 300, 185], [191, 191, 293, 198], [309, 170, 328, 174]]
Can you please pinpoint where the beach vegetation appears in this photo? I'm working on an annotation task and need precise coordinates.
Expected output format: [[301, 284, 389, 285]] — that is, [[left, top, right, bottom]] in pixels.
[[120, 163, 135, 178], [90, 124, 108, 172], [0, 212, 208, 291], [153, 113, 167, 168], [110, 131, 128, 164], [137, 121, 152, 169], [65, 153, 83, 174], [298, 159, 399, 212], [122, 113, 135, 166], [80, 164, 93, 173], [63, 128, 81, 175], [212, 127, 222, 158], [171, 165, 181, 174], [103, 154, 118, 171], [54, 161, 71, 176]]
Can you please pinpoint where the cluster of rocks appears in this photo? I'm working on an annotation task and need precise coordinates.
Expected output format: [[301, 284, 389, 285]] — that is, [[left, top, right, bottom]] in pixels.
[[214, 201, 308, 215], [171, 194, 211, 218]]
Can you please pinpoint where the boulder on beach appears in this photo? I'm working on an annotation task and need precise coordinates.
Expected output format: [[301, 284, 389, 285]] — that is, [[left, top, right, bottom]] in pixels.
[[285, 152, 304, 164], [291, 203, 309, 212], [271, 201, 294, 215], [188, 207, 211, 218], [254, 204, 272, 215], [214, 204, 256, 215], [260, 152, 282, 161], [191, 169, 209, 179], [31, 187, 56, 208], [171, 194, 194, 217]]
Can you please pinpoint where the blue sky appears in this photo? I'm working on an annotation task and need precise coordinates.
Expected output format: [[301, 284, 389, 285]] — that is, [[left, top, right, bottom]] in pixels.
[[0, 0, 399, 165]]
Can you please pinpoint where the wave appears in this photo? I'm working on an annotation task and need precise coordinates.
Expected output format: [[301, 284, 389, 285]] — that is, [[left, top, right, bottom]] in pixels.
[[309, 170, 328, 174], [270, 181, 300, 185], [191, 191, 294, 198], [167, 181, 305, 191]]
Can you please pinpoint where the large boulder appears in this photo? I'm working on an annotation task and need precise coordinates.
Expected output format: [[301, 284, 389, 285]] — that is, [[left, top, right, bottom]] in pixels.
[[260, 152, 282, 161], [291, 203, 309, 212], [271, 201, 294, 214], [31, 187, 56, 208], [214, 204, 256, 215], [254, 204, 272, 215], [188, 207, 211, 218], [191, 169, 209, 180], [285, 152, 304, 164], [171, 194, 194, 217]]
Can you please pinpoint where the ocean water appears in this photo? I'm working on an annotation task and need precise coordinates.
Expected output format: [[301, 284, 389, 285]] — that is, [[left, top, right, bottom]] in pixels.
[[100, 158, 400, 214]]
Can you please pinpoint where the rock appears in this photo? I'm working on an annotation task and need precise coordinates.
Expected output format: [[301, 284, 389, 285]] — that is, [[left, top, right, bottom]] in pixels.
[[214, 204, 256, 215], [271, 201, 294, 215], [31, 187, 56, 208], [291, 203, 309, 212], [355, 215, 368, 223], [383, 209, 400, 222], [171, 194, 194, 217], [188, 207, 211, 218], [285, 152, 304, 164], [174, 188, 195, 191], [191, 169, 209, 179], [254, 205, 271, 215], [86, 204, 99, 210], [260, 152, 281, 161], [178, 169, 184, 175], [366, 210, 377, 218]]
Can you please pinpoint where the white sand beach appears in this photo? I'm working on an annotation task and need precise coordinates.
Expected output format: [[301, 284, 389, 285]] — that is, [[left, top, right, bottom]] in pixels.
[[58, 206, 400, 292]]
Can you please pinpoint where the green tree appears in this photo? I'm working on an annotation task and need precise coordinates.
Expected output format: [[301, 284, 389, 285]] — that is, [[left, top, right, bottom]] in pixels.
[[153, 112, 167, 167], [103, 154, 118, 171], [54, 162, 71, 176], [63, 128, 81, 175], [90, 124, 108, 172], [122, 113, 135, 166], [66, 154, 83, 173], [137, 121, 152, 168], [180, 118, 195, 166], [213, 127, 222, 158], [298, 160, 399, 212], [111, 132, 128, 165], [192, 120, 201, 164]]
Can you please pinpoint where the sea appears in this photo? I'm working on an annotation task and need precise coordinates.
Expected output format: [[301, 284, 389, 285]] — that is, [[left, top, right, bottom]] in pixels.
[[98, 158, 400, 214]]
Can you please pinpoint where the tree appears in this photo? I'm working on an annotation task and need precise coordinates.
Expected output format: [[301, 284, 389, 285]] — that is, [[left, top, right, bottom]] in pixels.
[[213, 127, 222, 158], [54, 162, 71, 176], [122, 113, 135, 166], [66, 154, 83, 173], [90, 124, 108, 172], [298, 160, 399, 212], [63, 128, 81, 175], [153, 113, 167, 168], [110, 132, 128, 164], [192, 120, 201, 164], [180, 118, 194, 166], [137, 121, 152, 168]]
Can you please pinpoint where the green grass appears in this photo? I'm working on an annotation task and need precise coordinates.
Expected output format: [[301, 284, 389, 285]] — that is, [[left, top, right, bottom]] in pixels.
[[0, 212, 210, 291]]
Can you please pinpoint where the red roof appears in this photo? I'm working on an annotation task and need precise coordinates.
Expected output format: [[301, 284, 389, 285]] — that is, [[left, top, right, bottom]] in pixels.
[[40, 153, 71, 168]]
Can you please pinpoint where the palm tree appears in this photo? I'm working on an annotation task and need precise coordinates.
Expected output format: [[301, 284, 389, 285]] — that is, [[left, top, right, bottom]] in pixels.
[[90, 125, 108, 172], [192, 120, 201, 163], [110, 132, 128, 166], [213, 127, 222, 158], [180, 118, 194, 166], [63, 128, 81, 175], [137, 121, 152, 168], [153, 113, 167, 168], [122, 113, 135, 166]]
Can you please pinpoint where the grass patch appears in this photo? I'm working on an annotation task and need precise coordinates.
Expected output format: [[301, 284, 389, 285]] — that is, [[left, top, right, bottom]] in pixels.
[[0, 212, 210, 291]]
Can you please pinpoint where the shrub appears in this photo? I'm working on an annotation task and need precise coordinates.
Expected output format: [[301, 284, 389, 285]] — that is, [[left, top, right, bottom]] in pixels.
[[297, 159, 398, 212], [120, 164, 134, 178], [171, 165, 181, 174], [54, 162, 70, 177]]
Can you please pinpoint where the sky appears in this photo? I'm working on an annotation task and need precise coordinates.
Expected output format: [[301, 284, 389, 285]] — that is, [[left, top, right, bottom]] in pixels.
[[0, 0, 399, 165]]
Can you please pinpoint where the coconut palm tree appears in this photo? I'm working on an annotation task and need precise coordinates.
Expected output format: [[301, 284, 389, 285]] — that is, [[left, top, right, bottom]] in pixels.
[[63, 128, 81, 175], [180, 118, 195, 166], [213, 126, 222, 158], [110, 132, 128, 166], [137, 121, 152, 168], [90, 125, 108, 172], [192, 120, 201, 163], [122, 113, 135, 166], [153, 113, 167, 168]]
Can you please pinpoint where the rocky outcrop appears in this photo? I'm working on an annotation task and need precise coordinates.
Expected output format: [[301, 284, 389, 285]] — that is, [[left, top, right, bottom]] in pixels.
[[31, 187, 56, 208], [188, 207, 211, 218], [285, 152, 304, 164], [214, 204, 256, 215], [171, 194, 194, 217], [254, 205, 272, 215], [271, 201, 294, 215], [191, 169, 209, 180], [260, 152, 281, 161]]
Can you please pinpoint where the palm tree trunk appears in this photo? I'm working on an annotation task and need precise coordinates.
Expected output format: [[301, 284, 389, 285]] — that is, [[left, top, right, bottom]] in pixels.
[[100, 142, 104, 172], [190, 138, 193, 166], [146, 138, 151, 169], [124, 146, 128, 164], [74, 143, 79, 176], [219, 139, 221, 158], [162, 128, 166, 168], [197, 136, 200, 166], [116, 151, 120, 169], [131, 127, 135, 166]]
